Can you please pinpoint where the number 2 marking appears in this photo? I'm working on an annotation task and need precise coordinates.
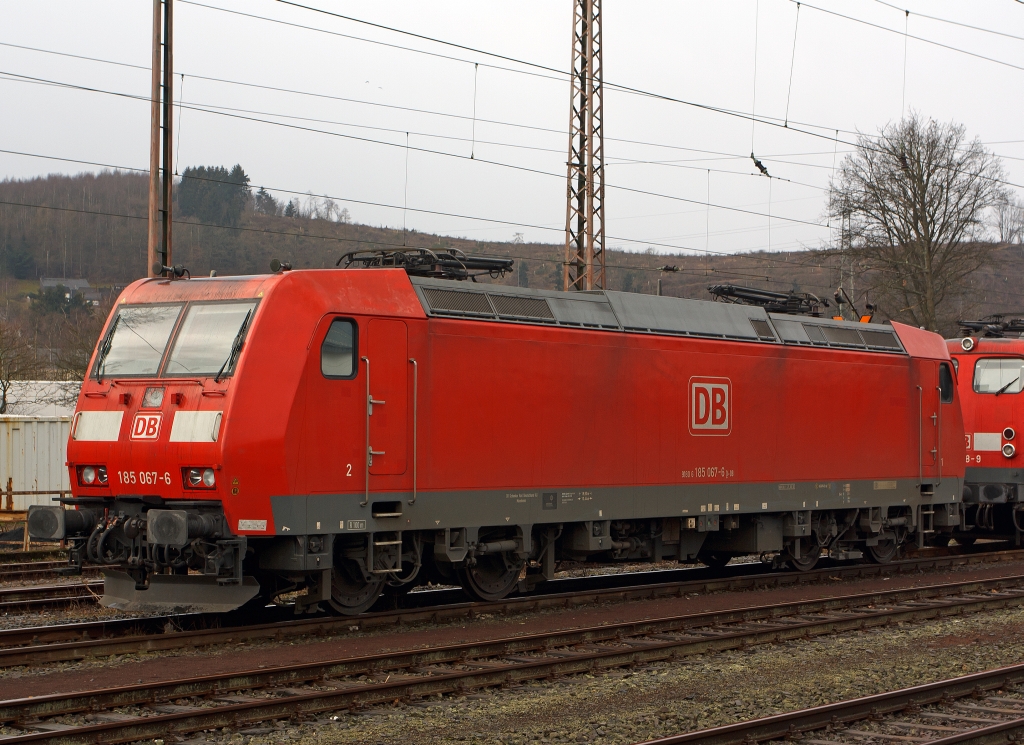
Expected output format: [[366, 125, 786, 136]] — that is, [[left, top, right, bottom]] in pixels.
[[346, 463, 352, 476]]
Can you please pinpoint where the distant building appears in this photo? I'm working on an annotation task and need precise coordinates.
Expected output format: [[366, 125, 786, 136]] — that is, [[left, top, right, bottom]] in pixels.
[[39, 278, 101, 305]]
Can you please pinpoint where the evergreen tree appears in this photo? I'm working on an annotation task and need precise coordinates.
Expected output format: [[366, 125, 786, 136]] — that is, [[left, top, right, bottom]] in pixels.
[[253, 187, 279, 216], [177, 164, 251, 226]]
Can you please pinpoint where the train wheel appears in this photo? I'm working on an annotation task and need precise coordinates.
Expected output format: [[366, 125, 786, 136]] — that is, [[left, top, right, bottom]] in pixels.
[[784, 544, 820, 571], [698, 553, 731, 569], [329, 559, 385, 615], [867, 539, 899, 564], [456, 551, 525, 601]]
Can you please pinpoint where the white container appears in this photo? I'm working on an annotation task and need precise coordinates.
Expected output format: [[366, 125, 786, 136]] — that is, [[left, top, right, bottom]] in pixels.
[[0, 416, 72, 510]]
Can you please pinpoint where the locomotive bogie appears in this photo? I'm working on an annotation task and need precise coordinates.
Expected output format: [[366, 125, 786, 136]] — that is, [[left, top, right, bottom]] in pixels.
[[35, 269, 965, 614]]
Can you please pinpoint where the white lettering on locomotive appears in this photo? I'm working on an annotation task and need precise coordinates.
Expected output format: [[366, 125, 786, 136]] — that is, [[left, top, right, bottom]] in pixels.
[[689, 377, 731, 435], [130, 413, 162, 440]]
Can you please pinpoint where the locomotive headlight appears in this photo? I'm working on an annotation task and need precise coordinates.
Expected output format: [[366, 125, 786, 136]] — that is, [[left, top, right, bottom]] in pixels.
[[1005, 428, 1016, 441], [81, 466, 96, 484], [97, 466, 108, 485], [962, 337, 975, 351], [1004, 443, 1016, 458], [183, 467, 216, 489], [142, 387, 164, 408]]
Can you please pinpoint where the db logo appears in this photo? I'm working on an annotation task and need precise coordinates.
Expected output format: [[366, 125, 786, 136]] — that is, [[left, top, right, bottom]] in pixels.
[[130, 413, 162, 440], [689, 377, 731, 436]]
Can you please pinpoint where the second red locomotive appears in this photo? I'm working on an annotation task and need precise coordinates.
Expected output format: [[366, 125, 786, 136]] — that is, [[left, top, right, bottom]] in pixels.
[[948, 318, 1024, 545], [30, 250, 965, 614]]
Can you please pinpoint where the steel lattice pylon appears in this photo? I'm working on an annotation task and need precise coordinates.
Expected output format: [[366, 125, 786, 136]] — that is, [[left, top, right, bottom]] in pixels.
[[563, 0, 605, 292]]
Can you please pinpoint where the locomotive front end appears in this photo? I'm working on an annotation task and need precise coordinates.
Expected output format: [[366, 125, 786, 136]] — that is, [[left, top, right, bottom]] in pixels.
[[28, 281, 264, 613]]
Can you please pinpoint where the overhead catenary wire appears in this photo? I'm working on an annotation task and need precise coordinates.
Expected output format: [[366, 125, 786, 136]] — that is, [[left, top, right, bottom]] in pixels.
[[0, 146, 840, 275], [784, 3, 801, 128], [0, 35, 862, 169], [750, 0, 760, 153], [901, 9, 909, 117], [175, 0, 902, 143], [5, 38, 1013, 175], [791, 0, 1024, 75], [871, 0, 1024, 44], [0, 69, 833, 227]]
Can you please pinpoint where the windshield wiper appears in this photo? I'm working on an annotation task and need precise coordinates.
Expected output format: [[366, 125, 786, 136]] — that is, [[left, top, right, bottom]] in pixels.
[[214, 309, 253, 383], [995, 376, 1020, 396], [94, 315, 120, 381]]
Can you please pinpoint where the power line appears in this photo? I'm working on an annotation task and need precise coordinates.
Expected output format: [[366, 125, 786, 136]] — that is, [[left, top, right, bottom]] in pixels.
[[169, 2, 1024, 188], [871, 0, 1024, 44], [0, 147, 835, 275], [795, 1, 1024, 74], [181, 0, 877, 143], [10, 34, 1015, 182], [0, 40, 856, 166], [0, 69, 830, 227]]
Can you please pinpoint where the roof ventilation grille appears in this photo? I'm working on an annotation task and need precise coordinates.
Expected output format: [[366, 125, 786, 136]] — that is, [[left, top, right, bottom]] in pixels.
[[421, 288, 494, 317], [490, 294, 555, 321]]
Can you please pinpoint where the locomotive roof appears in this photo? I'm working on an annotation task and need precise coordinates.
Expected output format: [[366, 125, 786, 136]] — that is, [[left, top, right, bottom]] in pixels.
[[110, 270, 933, 357], [410, 276, 908, 355]]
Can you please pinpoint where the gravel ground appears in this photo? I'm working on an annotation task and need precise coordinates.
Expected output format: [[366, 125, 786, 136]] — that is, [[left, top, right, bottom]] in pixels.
[[204, 606, 1024, 745]]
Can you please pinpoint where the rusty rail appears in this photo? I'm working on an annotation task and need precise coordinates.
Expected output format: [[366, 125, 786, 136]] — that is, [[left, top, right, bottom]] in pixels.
[[3, 574, 1024, 743]]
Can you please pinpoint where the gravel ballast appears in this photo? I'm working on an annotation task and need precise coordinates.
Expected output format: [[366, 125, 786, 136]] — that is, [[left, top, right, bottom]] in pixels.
[[201, 605, 1024, 745]]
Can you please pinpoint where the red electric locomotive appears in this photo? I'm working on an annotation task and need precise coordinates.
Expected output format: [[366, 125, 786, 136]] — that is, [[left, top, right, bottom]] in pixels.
[[948, 317, 1024, 544], [29, 250, 965, 615]]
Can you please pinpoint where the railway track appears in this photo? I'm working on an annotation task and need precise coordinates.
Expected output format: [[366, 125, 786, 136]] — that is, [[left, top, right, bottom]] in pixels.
[[0, 549, 66, 565], [1, 548, 1022, 667], [2, 574, 1024, 743], [638, 662, 1024, 745], [0, 581, 101, 615], [0, 562, 99, 583]]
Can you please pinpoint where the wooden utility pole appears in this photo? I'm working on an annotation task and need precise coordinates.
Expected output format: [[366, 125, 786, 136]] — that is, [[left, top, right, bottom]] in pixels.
[[147, 0, 173, 278], [563, 0, 605, 292]]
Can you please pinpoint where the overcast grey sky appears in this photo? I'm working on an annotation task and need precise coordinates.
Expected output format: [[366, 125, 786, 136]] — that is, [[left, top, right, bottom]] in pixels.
[[2, 0, 1022, 258]]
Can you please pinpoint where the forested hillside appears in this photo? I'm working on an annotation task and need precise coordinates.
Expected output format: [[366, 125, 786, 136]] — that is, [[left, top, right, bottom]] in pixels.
[[1, 169, 1023, 330]]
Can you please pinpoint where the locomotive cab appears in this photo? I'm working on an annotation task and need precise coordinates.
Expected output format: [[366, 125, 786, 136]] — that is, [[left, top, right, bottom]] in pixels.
[[948, 334, 1024, 544], [29, 283, 266, 612]]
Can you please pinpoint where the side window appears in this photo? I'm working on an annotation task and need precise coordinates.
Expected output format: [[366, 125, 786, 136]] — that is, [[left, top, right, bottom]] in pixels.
[[321, 319, 356, 378], [939, 363, 954, 404], [973, 358, 1024, 395]]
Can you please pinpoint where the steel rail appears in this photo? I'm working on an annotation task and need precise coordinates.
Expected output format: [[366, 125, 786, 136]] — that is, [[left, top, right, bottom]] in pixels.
[[0, 547, 1021, 667], [0, 549, 66, 563], [3, 576, 1024, 743], [636, 664, 1024, 745], [0, 561, 100, 582], [0, 581, 102, 614]]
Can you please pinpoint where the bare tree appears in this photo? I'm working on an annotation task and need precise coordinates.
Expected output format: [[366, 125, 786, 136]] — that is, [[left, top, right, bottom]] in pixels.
[[995, 196, 1024, 245], [828, 114, 1009, 333], [0, 319, 43, 414]]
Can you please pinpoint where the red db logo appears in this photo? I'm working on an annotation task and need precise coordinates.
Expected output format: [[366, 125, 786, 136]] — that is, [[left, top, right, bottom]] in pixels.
[[689, 377, 731, 436], [131, 413, 162, 440]]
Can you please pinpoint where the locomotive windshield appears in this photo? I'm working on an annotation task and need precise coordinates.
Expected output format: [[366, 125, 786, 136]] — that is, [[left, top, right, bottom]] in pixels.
[[973, 358, 1024, 395], [95, 304, 183, 377], [165, 301, 258, 376]]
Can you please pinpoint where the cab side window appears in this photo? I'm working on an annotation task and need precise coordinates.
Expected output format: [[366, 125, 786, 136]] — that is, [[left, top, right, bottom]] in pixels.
[[939, 362, 954, 404], [321, 319, 357, 378]]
